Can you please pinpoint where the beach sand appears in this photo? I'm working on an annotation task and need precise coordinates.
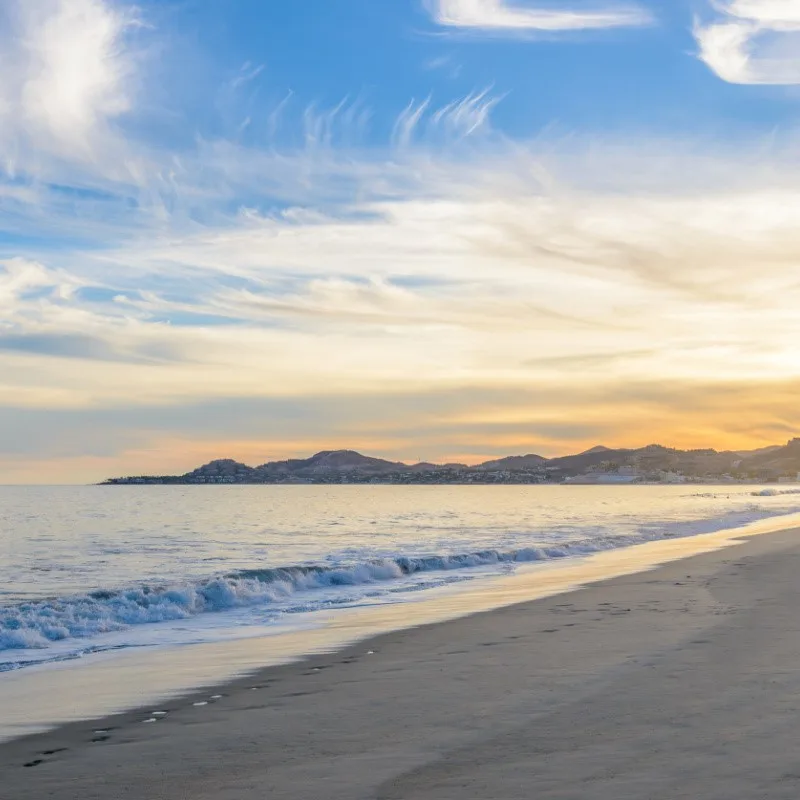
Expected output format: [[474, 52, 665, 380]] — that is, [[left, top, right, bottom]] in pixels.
[[4, 525, 800, 799]]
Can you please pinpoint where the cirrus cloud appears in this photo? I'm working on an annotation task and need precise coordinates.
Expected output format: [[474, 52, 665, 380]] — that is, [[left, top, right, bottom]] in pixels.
[[425, 0, 653, 33], [4, 0, 800, 482], [695, 0, 800, 84]]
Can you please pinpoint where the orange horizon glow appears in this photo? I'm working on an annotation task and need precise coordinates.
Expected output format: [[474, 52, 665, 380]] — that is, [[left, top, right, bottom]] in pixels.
[[2, 423, 795, 485]]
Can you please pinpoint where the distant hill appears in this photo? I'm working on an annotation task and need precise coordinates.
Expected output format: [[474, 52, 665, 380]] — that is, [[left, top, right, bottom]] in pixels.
[[735, 445, 783, 459], [547, 446, 634, 472], [180, 451, 408, 484], [261, 450, 403, 474], [580, 445, 613, 455], [183, 459, 252, 481], [476, 454, 547, 471], [735, 438, 800, 475], [104, 440, 800, 485]]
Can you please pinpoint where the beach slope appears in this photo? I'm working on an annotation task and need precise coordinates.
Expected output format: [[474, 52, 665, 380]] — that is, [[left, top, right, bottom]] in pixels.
[[4, 527, 800, 799]]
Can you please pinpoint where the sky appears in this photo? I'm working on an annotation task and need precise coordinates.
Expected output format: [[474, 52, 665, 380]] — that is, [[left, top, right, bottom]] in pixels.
[[3, 0, 800, 483]]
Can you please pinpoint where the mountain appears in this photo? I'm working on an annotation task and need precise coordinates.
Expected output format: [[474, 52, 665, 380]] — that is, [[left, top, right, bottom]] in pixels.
[[547, 446, 634, 472], [281, 450, 402, 471], [184, 459, 254, 481], [104, 440, 800, 484], [180, 451, 406, 483], [546, 443, 748, 478], [476, 454, 547, 471], [251, 449, 407, 480], [735, 445, 782, 459], [580, 445, 613, 455], [735, 439, 800, 477]]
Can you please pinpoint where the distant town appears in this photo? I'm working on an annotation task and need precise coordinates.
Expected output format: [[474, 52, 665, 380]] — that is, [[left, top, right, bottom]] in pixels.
[[103, 440, 800, 485]]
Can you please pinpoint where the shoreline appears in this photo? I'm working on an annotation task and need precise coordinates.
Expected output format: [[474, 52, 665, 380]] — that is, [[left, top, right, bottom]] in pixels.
[[96, 480, 800, 486], [5, 521, 800, 797], [2, 511, 798, 745]]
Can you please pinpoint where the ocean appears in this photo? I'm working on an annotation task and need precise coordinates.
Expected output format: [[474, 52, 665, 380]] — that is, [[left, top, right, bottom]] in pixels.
[[3, 483, 800, 738], [5, 483, 800, 670]]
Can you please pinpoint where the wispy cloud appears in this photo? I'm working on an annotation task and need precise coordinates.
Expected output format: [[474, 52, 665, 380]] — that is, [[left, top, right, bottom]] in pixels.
[[231, 61, 265, 89], [695, 0, 800, 84], [393, 98, 433, 148], [0, 0, 144, 170], [4, 0, 800, 481], [425, 0, 653, 34], [423, 54, 463, 79], [392, 89, 499, 147], [6, 139, 800, 415]]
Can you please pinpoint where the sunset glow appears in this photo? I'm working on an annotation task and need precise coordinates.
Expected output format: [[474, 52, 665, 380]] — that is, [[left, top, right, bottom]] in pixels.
[[2, 0, 800, 482]]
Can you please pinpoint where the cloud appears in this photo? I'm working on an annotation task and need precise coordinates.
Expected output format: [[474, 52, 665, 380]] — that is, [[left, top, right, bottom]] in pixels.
[[3, 1, 800, 481], [0, 0, 142, 168], [231, 61, 265, 89], [423, 54, 463, 79], [392, 89, 499, 147], [0, 332, 185, 364], [426, 0, 653, 34], [722, 0, 800, 26], [695, 0, 800, 84], [3, 374, 800, 482], [5, 139, 800, 434]]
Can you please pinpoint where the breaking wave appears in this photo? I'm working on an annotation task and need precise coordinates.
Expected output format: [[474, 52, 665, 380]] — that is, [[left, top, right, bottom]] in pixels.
[[0, 548, 566, 652], [2, 504, 799, 658]]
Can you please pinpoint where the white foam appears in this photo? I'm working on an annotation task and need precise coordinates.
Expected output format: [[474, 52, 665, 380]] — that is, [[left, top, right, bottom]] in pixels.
[[3, 502, 799, 670]]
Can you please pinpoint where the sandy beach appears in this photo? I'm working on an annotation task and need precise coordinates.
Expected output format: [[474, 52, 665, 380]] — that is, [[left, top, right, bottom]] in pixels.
[[4, 525, 800, 799]]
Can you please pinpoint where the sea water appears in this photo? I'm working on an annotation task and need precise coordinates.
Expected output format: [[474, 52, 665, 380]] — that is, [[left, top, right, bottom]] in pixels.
[[3, 483, 800, 675]]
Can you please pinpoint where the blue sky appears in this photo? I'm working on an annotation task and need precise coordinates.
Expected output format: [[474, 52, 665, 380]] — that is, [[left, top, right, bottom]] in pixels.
[[127, 0, 800, 141], [3, 0, 800, 482]]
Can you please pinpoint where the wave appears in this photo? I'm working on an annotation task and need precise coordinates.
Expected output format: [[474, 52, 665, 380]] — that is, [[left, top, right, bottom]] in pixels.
[[691, 488, 800, 499], [2, 505, 797, 655], [0, 548, 564, 652]]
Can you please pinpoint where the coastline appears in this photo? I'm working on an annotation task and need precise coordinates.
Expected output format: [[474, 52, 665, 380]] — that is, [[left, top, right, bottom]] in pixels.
[[101, 441, 800, 486], [2, 511, 798, 744], [5, 520, 800, 798]]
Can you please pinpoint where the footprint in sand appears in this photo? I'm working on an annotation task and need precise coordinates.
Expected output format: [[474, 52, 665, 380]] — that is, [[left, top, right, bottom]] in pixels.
[[306, 665, 334, 674]]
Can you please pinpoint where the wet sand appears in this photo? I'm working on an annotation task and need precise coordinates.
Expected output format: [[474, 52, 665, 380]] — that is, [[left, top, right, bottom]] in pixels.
[[4, 526, 800, 799]]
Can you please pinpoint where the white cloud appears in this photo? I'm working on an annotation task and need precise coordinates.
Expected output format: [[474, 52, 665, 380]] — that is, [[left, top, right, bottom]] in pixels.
[[0, 0, 143, 174], [393, 90, 499, 147], [723, 1, 800, 26], [393, 98, 433, 148], [6, 0, 800, 477], [426, 0, 652, 33], [6, 141, 800, 409], [695, 0, 800, 84], [0, 258, 69, 310], [6, 135, 800, 477]]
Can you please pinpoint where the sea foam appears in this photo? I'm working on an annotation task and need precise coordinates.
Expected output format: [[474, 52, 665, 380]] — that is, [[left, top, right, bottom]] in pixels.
[[0, 504, 791, 657]]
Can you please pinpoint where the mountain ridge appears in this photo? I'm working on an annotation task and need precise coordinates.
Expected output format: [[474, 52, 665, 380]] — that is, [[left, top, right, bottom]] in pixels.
[[104, 439, 800, 485]]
